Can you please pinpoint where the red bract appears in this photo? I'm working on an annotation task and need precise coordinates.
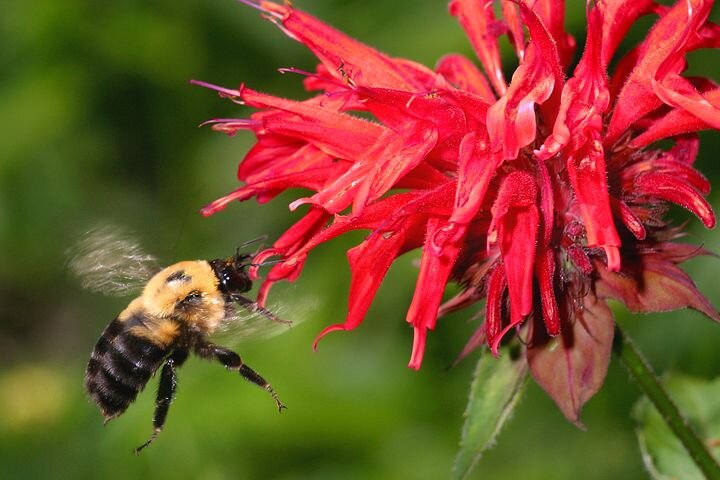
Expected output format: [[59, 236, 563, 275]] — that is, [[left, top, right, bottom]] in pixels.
[[197, 0, 720, 421]]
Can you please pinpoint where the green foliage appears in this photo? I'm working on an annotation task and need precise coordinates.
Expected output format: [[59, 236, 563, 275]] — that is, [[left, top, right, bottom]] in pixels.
[[634, 374, 720, 479], [453, 346, 527, 479]]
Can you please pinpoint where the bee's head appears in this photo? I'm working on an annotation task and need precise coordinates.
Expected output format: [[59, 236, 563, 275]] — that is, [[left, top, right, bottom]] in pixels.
[[209, 251, 253, 294]]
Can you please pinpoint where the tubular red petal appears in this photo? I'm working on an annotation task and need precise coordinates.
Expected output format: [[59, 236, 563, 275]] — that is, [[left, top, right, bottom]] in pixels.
[[267, 2, 435, 90], [249, 249, 280, 280], [652, 76, 720, 130], [598, 0, 654, 68], [611, 198, 646, 240], [241, 87, 385, 159], [490, 171, 539, 328], [536, 4, 607, 160], [630, 87, 720, 147], [352, 124, 438, 215], [239, 140, 329, 183], [448, 132, 498, 226], [653, 159, 710, 195], [607, 0, 714, 145], [501, 1, 525, 62], [408, 326, 428, 371], [486, 3, 562, 160], [535, 245, 560, 336], [536, 157, 554, 243], [532, 0, 575, 67], [354, 86, 481, 148], [406, 218, 464, 369], [435, 54, 496, 102], [485, 263, 507, 357], [344, 229, 409, 328], [286, 190, 432, 268], [272, 207, 331, 255], [201, 190, 250, 217], [205, 165, 342, 215], [312, 324, 347, 351], [565, 142, 621, 265], [635, 172, 716, 229], [449, 0, 507, 96]]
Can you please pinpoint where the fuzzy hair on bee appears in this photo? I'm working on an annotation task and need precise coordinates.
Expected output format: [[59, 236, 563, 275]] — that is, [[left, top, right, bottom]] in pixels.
[[71, 226, 290, 454]]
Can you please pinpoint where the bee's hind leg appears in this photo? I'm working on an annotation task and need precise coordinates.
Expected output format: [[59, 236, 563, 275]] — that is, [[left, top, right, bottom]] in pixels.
[[197, 342, 286, 412], [134, 350, 188, 454]]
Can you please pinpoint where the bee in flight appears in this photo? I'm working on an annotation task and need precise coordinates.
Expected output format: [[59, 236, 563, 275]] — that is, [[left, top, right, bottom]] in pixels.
[[70, 227, 289, 454]]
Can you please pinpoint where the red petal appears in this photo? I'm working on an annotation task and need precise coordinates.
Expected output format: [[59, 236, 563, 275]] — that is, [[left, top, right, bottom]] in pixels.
[[631, 87, 720, 146], [501, 0, 525, 62], [435, 54, 495, 102], [407, 218, 464, 370], [201, 164, 343, 215], [241, 87, 385, 160], [607, 0, 714, 145], [527, 293, 615, 426], [536, 4, 608, 160], [598, 0, 654, 68], [532, 0, 575, 67], [352, 124, 438, 215], [267, 2, 436, 90], [355, 86, 481, 150], [652, 78, 720, 131], [485, 263, 507, 357], [313, 225, 410, 349], [254, 207, 330, 304], [535, 245, 560, 337], [449, 0, 507, 96], [448, 132, 498, 227], [610, 197, 646, 241], [634, 172, 715, 229], [486, 4, 562, 160], [565, 142, 621, 269], [284, 187, 442, 271], [239, 138, 322, 182], [489, 171, 539, 335]]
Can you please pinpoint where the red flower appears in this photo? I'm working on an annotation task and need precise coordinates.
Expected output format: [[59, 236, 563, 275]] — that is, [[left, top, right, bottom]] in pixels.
[[196, 0, 720, 421]]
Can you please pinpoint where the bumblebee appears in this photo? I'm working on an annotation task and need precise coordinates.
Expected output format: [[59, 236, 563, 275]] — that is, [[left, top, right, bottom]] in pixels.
[[72, 227, 288, 453]]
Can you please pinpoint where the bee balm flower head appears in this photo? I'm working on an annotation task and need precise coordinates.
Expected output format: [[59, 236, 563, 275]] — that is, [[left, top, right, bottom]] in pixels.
[[197, 0, 720, 421]]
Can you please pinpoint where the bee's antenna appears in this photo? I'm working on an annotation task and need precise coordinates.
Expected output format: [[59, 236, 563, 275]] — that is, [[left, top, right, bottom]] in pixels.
[[237, 235, 269, 251]]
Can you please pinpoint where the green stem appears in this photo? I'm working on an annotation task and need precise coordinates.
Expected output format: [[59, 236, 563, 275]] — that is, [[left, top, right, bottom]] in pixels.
[[613, 325, 720, 479]]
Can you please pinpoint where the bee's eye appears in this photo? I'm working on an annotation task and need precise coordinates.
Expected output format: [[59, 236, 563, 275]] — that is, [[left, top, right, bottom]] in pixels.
[[220, 268, 251, 294], [183, 291, 202, 303]]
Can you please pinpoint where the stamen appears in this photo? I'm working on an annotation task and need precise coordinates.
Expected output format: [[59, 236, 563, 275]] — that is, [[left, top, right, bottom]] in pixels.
[[189, 80, 242, 99]]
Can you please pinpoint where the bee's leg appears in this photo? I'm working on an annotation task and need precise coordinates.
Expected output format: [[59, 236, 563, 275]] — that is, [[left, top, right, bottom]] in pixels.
[[197, 342, 286, 412], [229, 293, 292, 325], [134, 350, 188, 455]]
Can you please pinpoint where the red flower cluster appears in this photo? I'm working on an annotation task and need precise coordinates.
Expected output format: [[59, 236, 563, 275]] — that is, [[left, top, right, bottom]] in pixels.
[[197, 0, 720, 420]]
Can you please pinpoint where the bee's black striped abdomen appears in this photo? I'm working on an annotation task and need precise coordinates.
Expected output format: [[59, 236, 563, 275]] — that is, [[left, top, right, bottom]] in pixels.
[[85, 317, 167, 420]]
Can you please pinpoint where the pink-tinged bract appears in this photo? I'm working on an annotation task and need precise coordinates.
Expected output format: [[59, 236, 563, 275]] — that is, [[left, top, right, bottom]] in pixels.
[[198, 0, 720, 421]]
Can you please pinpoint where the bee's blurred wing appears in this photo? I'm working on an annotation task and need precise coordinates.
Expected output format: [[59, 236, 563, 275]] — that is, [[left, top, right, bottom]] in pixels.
[[212, 297, 294, 344], [68, 225, 159, 296]]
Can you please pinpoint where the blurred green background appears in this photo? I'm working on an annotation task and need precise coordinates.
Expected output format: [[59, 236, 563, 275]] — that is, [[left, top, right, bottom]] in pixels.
[[1, 1, 720, 478]]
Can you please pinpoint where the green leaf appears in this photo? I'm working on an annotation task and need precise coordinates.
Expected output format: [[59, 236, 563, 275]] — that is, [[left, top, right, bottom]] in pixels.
[[634, 374, 720, 480], [452, 346, 528, 480]]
